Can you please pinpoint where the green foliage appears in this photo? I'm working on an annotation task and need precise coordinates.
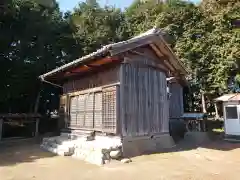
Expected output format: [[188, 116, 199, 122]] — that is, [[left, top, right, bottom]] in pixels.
[[34, 0, 57, 7], [0, 0, 77, 112], [68, 0, 128, 54], [0, 0, 239, 113], [124, 0, 240, 111]]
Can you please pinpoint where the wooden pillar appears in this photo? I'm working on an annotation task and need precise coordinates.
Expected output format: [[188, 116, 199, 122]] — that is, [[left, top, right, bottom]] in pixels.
[[203, 120, 206, 132], [214, 103, 219, 119], [198, 120, 201, 132], [0, 119, 2, 141], [60, 95, 69, 129], [201, 93, 207, 113], [35, 118, 39, 137], [201, 119, 206, 132]]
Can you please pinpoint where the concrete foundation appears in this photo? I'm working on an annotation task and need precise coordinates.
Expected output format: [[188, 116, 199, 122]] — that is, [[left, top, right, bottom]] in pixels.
[[122, 133, 175, 157], [184, 132, 210, 144], [224, 134, 240, 142]]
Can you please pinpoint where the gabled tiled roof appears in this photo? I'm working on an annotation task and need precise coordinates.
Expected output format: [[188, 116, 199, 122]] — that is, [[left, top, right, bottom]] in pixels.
[[40, 27, 187, 79]]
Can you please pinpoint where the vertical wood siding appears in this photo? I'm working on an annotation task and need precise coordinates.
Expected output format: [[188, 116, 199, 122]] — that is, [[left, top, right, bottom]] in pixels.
[[120, 56, 169, 137], [125, 47, 161, 67], [169, 82, 184, 119]]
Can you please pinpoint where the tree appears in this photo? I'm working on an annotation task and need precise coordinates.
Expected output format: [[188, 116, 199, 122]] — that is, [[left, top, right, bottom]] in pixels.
[[125, 0, 240, 112], [0, 0, 78, 113], [68, 0, 128, 55], [0, 0, 239, 115], [34, 0, 56, 7]]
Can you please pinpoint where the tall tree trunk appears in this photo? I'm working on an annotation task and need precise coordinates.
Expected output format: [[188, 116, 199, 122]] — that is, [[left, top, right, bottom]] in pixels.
[[214, 103, 219, 119], [34, 90, 41, 113], [201, 92, 207, 113]]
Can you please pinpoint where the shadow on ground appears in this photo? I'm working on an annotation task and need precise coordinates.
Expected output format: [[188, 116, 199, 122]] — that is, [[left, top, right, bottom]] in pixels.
[[158, 131, 240, 155], [0, 138, 56, 167], [1, 131, 240, 167]]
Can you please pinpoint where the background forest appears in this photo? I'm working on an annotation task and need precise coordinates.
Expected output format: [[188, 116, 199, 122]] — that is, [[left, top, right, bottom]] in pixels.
[[0, 0, 239, 115]]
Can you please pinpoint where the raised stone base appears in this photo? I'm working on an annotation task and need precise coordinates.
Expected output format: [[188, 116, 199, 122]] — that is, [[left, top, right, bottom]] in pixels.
[[122, 133, 175, 157], [41, 136, 77, 156], [41, 133, 176, 165], [72, 136, 122, 165], [41, 134, 122, 166]]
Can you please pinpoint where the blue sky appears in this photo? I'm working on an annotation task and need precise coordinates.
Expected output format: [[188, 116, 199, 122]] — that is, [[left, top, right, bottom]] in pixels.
[[57, 0, 133, 12], [57, 0, 201, 12]]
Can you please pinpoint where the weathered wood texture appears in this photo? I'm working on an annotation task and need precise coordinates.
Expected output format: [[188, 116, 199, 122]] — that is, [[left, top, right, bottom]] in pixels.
[[63, 66, 120, 94], [126, 46, 169, 72], [60, 66, 120, 133], [59, 95, 69, 128], [67, 86, 118, 133], [120, 54, 169, 137], [60, 46, 175, 136], [0, 119, 2, 141], [102, 86, 118, 133], [169, 82, 184, 119]]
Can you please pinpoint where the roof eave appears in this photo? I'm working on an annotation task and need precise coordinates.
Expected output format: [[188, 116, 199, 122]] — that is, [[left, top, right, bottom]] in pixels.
[[156, 35, 188, 76], [39, 27, 188, 80], [39, 47, 110, 80]]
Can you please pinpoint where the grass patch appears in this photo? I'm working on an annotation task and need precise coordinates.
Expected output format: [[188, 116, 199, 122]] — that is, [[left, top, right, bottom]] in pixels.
[[212, 128, 224, 133]]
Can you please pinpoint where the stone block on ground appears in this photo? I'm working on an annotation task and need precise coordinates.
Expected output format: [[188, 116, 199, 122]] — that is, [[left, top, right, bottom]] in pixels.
[[110, 150, 122, 159], [121, 158, 132, 164]]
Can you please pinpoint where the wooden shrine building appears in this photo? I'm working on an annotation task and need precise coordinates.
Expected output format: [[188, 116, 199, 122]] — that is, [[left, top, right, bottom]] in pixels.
[[40, 28, 187, 156]]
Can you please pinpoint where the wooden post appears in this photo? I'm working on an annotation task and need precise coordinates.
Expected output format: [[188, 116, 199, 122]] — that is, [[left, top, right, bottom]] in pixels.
[[35, 118, 39, 137], [34, 90, 41, 113], [201, 92, 207, 113], [214, 103, 219, 119], [0, 119, 2, 141], [198, 120, 201, 132], [203, 120, 206, 132]]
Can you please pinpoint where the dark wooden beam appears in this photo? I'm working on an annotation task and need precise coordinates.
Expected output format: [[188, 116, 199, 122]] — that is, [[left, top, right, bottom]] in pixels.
[[62, 61, 121, 82], [152, 42, 179, 74], [63, 56, 120, 78], [149, 44, 176, 73], [150, 43, 164, 57]]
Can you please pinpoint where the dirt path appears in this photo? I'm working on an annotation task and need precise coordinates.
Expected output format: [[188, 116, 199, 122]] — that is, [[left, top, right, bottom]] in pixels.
[[0, 141, 240, 180]]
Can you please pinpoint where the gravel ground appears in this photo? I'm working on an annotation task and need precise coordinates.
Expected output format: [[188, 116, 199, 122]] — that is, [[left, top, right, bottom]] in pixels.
[[0, 140, 240, 180]]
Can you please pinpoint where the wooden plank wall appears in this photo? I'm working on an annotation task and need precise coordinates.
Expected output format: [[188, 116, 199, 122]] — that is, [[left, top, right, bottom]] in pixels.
[[169, 82, 184, 119], [63, 66, 120, 94], [120, 52, 169, 137], [61, 66, 120, 132]]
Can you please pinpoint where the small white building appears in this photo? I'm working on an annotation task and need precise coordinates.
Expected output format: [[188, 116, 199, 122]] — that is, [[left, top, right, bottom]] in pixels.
[[215, 93, 240, 137]]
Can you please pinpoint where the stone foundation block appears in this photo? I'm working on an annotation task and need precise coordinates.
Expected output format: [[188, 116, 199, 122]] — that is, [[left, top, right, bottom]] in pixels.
[[41, 134, 122, 166], [122, 133, 175, 157]]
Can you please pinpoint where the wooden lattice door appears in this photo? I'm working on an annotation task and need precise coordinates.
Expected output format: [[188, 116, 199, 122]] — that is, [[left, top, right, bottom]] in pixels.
[[102, 86, 117, 133], [68, 85, 118, 133]]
